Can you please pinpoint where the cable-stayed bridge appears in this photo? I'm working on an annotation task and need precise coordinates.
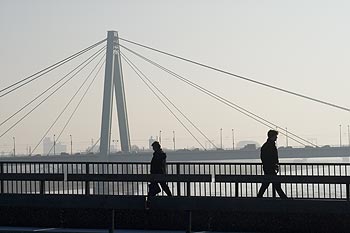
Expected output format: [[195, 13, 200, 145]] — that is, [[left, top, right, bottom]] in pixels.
[[1, 30, 350, 232], [1, 31, 349, 158]]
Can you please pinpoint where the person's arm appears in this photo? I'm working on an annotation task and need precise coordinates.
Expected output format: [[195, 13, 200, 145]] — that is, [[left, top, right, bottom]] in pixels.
[[274, 147, 280, 173]]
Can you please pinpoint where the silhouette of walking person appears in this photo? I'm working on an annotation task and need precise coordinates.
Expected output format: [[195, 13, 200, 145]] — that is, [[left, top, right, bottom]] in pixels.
[[147, 141, 172, 197], [257, 130, 287, 198]]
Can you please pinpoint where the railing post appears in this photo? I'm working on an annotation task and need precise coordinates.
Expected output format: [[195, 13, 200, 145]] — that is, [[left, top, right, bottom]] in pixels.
[[85, 163, 90, 195], [347, 184, 350, 201], [109, 209, 115, 233], [40, 180, 45, 195], [187, 182, 190, 197], [176, 164, 181, 196], [186, 210, 192, 233], [235, 182, 239, 197]]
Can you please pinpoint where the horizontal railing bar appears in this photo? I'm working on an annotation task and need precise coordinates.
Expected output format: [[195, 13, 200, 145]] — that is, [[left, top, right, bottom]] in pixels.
[[148, 197, 350, 213], [0, 173, 64, 181], [0, 194, 146, 209], [0, 161, 349, 166], [67, 174, 212, 182], [215, 175, 350, 184], [1, 172, 349, 184]]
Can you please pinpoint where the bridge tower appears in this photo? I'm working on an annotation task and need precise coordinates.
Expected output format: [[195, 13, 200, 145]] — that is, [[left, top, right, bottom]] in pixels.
[[100, 31, 130, 155]]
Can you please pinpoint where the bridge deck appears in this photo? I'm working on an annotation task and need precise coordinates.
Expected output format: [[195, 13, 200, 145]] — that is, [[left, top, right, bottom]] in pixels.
[[1, 161, 350, 232], [1, 194, 349, 214]]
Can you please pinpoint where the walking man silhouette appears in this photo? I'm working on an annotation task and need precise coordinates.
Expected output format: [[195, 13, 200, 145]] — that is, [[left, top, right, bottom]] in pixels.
[[147, 141, 172, 197], [257, 130, 287, 198]]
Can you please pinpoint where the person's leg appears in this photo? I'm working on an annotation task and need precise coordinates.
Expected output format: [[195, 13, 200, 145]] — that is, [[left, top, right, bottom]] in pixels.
[[160, 182, 172, 196], [274, 182, 287, 199], [148, 182, 161, 197], [257, 182, 270, 197]]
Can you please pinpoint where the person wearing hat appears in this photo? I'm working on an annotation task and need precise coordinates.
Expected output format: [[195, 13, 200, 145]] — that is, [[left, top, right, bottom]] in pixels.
[[257, 130, 287, 198], [147, 141, 172, 197]]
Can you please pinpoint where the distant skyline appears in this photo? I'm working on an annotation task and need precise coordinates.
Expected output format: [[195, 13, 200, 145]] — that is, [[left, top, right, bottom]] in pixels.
[[0, 0, 350, 154]]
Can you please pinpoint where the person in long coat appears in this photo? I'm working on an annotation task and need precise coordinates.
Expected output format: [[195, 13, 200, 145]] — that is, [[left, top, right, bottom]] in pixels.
[[257, 130, 287, 198], [148, 141, 172, 197]]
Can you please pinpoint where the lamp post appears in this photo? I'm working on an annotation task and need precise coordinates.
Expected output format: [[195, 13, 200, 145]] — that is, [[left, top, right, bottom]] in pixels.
[[112, 139, 118, 152], [348, 125, 350, 147], [220, 128, 223, 149], [340, 125, 342, 147], [232, 129, 235, 150], [53, 134, 56, 156], [70, 135, 73, 155], [159, 130, 162, 144], [173, 130, 176, 151], [13, 137, 15, 157]]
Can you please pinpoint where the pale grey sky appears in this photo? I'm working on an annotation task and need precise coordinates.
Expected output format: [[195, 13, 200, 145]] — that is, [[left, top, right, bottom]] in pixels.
[[0, 0, 349, 154]]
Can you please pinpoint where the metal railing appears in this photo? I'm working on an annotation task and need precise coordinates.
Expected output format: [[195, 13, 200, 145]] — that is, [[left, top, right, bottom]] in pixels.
[[1, 161, 350, 199]]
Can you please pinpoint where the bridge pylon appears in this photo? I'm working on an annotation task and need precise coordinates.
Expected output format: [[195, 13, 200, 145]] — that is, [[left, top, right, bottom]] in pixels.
[[100, 31, 130, 155]]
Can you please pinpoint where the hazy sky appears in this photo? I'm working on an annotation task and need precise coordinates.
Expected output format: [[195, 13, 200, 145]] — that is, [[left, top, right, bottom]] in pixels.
[[0, 0, 349, 154]]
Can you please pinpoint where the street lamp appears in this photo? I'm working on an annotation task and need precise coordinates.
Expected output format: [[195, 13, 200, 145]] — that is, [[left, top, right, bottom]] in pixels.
[[160, 130, 162, 144], [232, 129, 235, 150], [112, 139, 117, 152], [70, 135, 73, 155], [220, 128, 223, 149], [13, 137, 15, 157], [173, 130, 176, 151], [348, 125, 350, 147], [53, 134, 56, 156], [339, 125, 342, 147]]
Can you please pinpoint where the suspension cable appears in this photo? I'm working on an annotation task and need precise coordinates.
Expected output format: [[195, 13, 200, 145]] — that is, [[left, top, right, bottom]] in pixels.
[[121, 54, 207, 150], [119, 38, 350, 113], [31, 54, 105, 156], [0, 47, 105, 139], [121, 51, 217, 149], [0, 39, 106, 98], [121, 45, 316, 147], [0, 46, 106, 128]]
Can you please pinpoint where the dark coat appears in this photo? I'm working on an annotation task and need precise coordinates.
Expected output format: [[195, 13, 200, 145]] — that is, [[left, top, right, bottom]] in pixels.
[[260, 139, 279, 174], [150, 149, 167, 174]]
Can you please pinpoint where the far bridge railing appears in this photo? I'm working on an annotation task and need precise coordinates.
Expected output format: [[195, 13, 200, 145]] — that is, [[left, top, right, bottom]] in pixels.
[[0, 161, 350, 199]]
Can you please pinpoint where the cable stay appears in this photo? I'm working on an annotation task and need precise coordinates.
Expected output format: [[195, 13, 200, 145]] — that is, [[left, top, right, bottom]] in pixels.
[[30, 54, 105, 156], [47, 61, 105, 155], [0, 38, 106, 98], [122, 45, 315, 147], [121, 52, 217, 150], [121, 45, 317, 147], [44, 61, 104, 156], [87, 137, 100, 153], [0, 47, 106, 140], [121, 54, 207, 150], [119, 38, 350, 113], [0, 46, 106, 129]]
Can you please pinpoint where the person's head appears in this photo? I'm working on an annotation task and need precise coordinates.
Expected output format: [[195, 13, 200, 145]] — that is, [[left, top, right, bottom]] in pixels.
[[151, 141, 161, 151], [267, 130, 278, 142]]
